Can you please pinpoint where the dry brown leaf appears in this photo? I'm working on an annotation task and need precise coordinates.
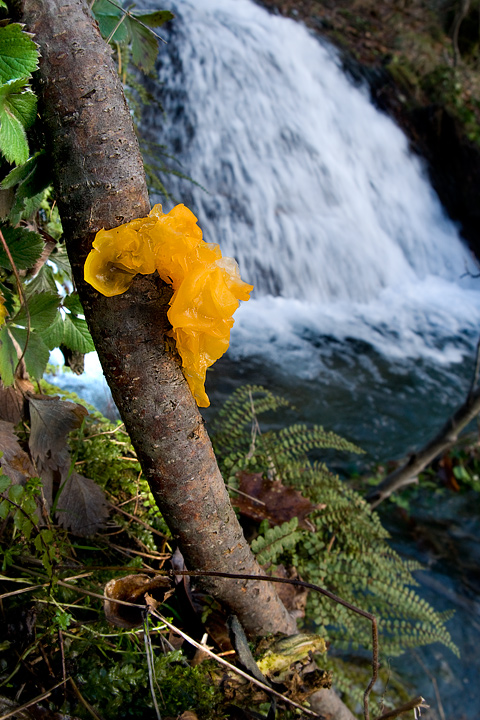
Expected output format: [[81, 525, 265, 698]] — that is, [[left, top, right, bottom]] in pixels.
[[104, 573, 174, 628], [0, 381, 29, 424], [0, 419, 35, 487], [233, 471, 317, 530], [54, 471, 110, 536], [28, 394, 88, 508]]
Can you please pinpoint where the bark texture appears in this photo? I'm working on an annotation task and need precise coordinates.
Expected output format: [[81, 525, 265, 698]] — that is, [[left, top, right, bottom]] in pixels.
[[18, 0, 296, 637], [309, 689, 357, 720]]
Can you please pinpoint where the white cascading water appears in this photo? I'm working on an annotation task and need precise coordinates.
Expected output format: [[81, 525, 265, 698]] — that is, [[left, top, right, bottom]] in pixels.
[[140, 0, 480, 377]]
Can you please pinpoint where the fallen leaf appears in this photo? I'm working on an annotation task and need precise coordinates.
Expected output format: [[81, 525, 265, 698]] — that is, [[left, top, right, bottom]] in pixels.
[[54, 471, 109, 536], [233, 471, 318, 530], [0, 381, 29, 424], [0, 419, 35, 486], [104, 573, 174, 628], [28, 394, 88, 507]]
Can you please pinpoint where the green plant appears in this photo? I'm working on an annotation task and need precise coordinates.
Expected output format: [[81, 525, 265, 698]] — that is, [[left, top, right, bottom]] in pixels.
[[0, 0, 179, 387], [211, 386, 458, 661]]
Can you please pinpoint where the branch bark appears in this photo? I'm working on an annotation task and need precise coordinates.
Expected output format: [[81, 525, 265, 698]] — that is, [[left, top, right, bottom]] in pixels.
[[366, 386, 480, 508], [17, 0, 296, 637], [451, 0, 471, 66]]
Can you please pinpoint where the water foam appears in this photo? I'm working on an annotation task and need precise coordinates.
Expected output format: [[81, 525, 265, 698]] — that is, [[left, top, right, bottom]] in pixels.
[[140, 0, 479, 369]]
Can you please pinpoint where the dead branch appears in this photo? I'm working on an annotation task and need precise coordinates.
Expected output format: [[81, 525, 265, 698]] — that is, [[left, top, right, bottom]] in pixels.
[[366, 385, 480, 508]]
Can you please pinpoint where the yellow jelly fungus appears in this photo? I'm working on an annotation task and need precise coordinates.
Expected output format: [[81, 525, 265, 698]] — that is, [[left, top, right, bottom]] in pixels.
[[84, 204, 253, 407], [0, 292, 7, 326]]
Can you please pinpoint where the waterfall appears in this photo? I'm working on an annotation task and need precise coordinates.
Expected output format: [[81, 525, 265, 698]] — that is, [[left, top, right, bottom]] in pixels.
[[141, 0, 480, 378]]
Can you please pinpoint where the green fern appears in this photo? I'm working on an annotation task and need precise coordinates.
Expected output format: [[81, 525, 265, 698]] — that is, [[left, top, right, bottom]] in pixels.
[[251, 517, 301, 565], [211, 385, 459, 661]]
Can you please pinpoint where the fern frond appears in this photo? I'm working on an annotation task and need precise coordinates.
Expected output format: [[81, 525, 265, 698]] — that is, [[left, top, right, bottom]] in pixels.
[[251, 517, 302, 566], [211, 385, 459, 662]]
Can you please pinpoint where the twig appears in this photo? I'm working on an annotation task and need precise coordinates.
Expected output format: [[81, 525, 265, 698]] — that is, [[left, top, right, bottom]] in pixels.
[[411, 649, 446, 720], [366, 386, 480, 507], [0, 679, 67, 720], [468, 336, 480, 400], [226, 483, 266, 504], [58, 629, 67, 701], [373, 695, 428, 720], [106, 498, 168, 540], [69, 677, 105, 720], [0, 227, 30, 376], [143, 614, 163, 720], [102, 0, 167, 44], [0, 582, 49, 601], [163, 569, 378, 720], [148, 607, 322, 718], [106, 5, 130, 44]]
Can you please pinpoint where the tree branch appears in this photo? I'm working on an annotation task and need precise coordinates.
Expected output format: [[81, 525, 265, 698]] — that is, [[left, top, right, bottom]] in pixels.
[[366, 386, 480, 508], [17, 0, 296, 637]]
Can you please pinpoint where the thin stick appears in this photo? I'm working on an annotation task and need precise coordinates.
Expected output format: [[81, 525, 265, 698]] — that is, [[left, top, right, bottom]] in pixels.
[[143, 614, 162, 720], [373, 696, 428, 720], [164, 568, 378, 720], [226, 484, 266, 504], [0, 679, 67, 720], [106, 8, 129, 44], [468, 336, 480, 400], [58, 630, 67, 702], [102, 0, 167, 44], [148, 608, 322, 718], [106, 500, 168, 540], [0, 228, 30, 375], [0, 583, 48, 601], [69, 677, 104, 720], [411, 649, 445, 720]]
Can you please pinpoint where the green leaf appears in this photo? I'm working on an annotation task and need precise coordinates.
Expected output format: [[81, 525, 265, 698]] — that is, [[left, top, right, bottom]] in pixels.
[[134, 10, 174, 28], [0, 99, 28, 164], [129, 11, 174, 73], [9, 326, 50, 379], [38, 311, 64, 350], [8, 483, 23, 503], [0, 475, 10, 493], [63, 314, 95, 353], [63, 292, 84, 315], [0, 152, 39, 189], [0, 78, 37, 164], [0, 325, 16, 385], [130, 21, 158, 73], [2, 152, 52, 223], [13, 291, 60, 332], [49, 245, 72, 279], [0, 498, 9, 519], [25, 265, 58, 298], [0, 225, 44, 270], [0, 1, 8, 10], [0, 79, 37, 127], [92, 0, 130, 44], [0, 24, 39, 84]]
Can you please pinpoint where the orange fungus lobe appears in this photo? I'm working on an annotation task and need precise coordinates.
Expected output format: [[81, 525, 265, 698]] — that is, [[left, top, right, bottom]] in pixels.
[[84, 204, 253, 407]]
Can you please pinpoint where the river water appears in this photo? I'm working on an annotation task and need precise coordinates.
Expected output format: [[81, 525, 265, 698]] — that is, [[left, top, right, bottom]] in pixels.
[[54, 0, 480, 715]]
